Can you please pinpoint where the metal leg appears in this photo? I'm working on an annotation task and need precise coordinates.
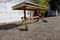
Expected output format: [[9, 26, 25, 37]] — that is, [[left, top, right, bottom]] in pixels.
[[24, 7, 28, 31]]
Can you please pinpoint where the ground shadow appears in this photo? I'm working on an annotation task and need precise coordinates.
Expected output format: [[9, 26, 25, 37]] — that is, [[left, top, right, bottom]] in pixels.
[[0, 23, 21, 30], [18, 28, 28, 31], [17, 24, 28, 31], [0, 23, 29, 31], [0, 19, 48, 31]]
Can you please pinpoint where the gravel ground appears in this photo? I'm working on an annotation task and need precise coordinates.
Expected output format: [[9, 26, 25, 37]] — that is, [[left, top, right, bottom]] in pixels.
[[0, 16, 60, 40]]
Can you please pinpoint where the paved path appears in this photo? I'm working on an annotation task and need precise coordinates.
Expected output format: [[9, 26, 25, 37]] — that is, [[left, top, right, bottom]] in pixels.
[[0, 16, 60, 40]]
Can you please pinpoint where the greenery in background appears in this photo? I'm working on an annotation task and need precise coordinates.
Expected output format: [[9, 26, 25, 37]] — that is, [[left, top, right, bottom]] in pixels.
[[33, 0, 49, 15], [33, 0, 49, 7], [33, 0, 60, 15], [58, 9, 60, 15], [33, 0, 40, 4]]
